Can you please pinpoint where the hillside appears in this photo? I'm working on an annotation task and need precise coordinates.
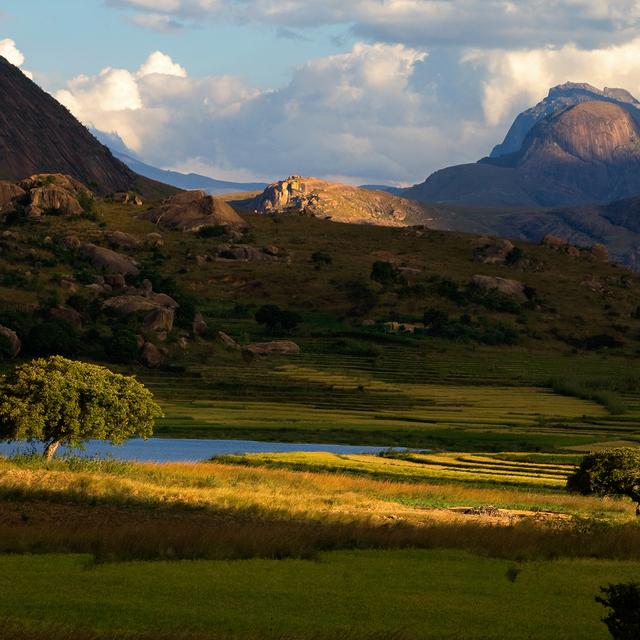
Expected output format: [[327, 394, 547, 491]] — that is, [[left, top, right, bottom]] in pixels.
[[404, 84, 640, 208], [0, 56, 175, 199], [234, 175, 433, 226]]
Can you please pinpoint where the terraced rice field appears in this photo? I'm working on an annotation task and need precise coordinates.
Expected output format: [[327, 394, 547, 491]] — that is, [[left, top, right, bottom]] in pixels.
[[139, 342, 640, 451]]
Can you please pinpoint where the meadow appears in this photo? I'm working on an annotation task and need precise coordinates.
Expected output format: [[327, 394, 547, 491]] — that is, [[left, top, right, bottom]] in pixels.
[[0, 451, 639, 638]]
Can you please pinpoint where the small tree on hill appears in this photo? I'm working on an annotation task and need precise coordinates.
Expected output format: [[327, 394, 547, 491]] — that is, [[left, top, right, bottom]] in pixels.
[[567, 448, 640, 516], [370, 261, 402, 286], [255, 305, 301, 334], [596, 582, 640, 639], [0, 356, 163, 460]]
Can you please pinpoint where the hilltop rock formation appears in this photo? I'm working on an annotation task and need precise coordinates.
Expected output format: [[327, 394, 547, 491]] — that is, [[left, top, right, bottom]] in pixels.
[[237, 176, 430, 227], [404, 84, 640, 208], [142, 190, 247, 232]]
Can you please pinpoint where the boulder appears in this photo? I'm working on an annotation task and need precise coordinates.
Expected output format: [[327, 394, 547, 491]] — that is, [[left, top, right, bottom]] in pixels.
[[103, 295, 162, 315], [192, 312, 209, 337], [216, 331, 240, 350], [243, 340, 301, 358], [50, 306, 83, 330], [113, 192, 143, 206], [470, 275, 527, 301], [141, 190, 247, 232], [140, 342, 162, 368], [104, 273, 126, 289], [19, 174, 91, 196], [79, 243, 139, 276], [146, 232, 164, 248], [143, 308, 174, 333], [215, 244, 275, 261], [0, 325, 21, 358], [147, 292, 179, 309], [472, 237, 515, 264], [542, 235, 568, 249], [0, 181, 25, 209], [26, 185, 84, 217], [61, 235, 81, 250], [105, 231, 141, 249], [591, 243, 609, 262]]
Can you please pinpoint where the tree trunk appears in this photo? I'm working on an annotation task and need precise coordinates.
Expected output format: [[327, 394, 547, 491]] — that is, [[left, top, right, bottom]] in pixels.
[[43, 440, 61, 461]]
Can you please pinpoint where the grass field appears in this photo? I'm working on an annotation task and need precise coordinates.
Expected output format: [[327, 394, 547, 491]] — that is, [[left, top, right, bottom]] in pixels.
[[1, 550, 639, 639]]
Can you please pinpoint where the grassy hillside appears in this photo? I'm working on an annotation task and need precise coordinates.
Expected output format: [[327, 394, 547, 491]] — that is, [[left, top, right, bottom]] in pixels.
[[2, 199, 640, 450]]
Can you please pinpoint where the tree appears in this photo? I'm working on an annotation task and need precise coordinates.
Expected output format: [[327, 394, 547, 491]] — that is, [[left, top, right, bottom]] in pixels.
[[370, 261, 402, 286], [567, 448, 640, 515], [255, 305, 301, 334], [596, 582, 640, 639], [0, 356, 163, 460]]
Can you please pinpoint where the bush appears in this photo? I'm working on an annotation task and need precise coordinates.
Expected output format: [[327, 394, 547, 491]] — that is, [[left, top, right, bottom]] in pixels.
[[344, 280, 378, 316], [311, 251, 332, 266], [370, 261, 402, 286], [109, 329, 140, 363], [422, 308, 520, 345], [596, 582, 640, 639], [255, 305, 301, 334], [197, 225, 228, 238], [23, 320, 81, 358]]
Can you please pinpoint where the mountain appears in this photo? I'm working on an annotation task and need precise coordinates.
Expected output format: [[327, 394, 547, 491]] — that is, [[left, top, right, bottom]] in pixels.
[[232, 176, 434, 226], [490, 82, 640, 159], [113, 151, 268, 195], [404, 83, 640, 208], [0, 56, 175, 198]]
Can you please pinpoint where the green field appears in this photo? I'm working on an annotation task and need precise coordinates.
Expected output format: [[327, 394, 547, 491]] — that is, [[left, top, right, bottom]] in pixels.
[[1, 550, 638, 639]]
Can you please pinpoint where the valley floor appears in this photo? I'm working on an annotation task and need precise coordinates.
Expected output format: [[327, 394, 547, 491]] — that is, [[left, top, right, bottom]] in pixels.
[[0, 452, 638, 639]]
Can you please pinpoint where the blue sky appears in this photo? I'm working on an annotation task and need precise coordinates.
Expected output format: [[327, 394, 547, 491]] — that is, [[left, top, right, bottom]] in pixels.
[[3, 1, 640, 184]]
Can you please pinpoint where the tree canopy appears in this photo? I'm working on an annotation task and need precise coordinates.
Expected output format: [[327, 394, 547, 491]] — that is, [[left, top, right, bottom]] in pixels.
[[0, 356, 163, 459], [567, 448, 640, 514]]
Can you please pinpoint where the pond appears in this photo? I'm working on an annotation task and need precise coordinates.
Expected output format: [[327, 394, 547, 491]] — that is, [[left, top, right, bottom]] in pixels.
[[0, 438, 395, 463]]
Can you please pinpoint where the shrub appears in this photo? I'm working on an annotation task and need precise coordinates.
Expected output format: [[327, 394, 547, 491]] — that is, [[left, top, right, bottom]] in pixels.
[[370, 261, 402, 286], [567, 448, 640, 514], [311, 251, 332, 266], [255, 305, 301, 334], [596, 582, 640, 639], [344, 280, 378, 316]]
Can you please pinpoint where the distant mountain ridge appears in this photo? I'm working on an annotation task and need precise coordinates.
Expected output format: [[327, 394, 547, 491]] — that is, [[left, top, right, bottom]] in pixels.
[[113, 152, 268, 196], [403, 83, 640, 209], [0, 55, 173, 198]]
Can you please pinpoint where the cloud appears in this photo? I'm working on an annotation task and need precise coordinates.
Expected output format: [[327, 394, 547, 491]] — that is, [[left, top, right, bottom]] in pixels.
[[111, 1, 640, 48], [465, 37, 640, 126], [128, 13, 185, 32], [0, 38, 33, 79], [55, 43, 468, 184], [0, 38, 24, 66]]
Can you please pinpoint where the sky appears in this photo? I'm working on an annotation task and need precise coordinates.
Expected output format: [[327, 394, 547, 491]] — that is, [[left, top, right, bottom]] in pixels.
[[3, 1, 640, 185]]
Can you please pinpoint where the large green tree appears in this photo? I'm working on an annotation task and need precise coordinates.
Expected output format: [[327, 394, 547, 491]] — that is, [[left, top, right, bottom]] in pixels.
[[567, 448, 640, 516], [0, 356, 163, 460]]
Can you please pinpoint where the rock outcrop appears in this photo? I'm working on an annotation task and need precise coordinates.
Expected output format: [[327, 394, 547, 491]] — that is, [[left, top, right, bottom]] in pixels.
[[26, 185, 84, 217], [403, 84, 640, 208], [243, 340, 301, 358], [0, 182, 25, 210], [237, 176, 430, 227], [472, 237, 515, 264], [79, 244, 139, 276], [142, 190, 247, 232], [0, 325, 21, 358], [105, 231, 142, 250], [140, 342, 162, 368], [143, 308, 174, 333], [470, 275, 527, 301]]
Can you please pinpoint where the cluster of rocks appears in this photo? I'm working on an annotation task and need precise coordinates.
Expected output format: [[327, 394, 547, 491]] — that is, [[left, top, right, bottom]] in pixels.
[[542, 235, 609, 262], [112, 192, 143, 207], [0, 173, 91, 218], [194, 244, 281, 265], [472, 237, 517, 265], [470, 275, 528, 301], [141, 190, 247, 233]]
